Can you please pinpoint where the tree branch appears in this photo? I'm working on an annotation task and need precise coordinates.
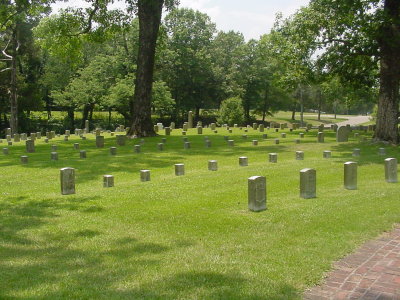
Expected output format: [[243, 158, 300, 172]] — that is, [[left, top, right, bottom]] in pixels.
[[0, 67, 12, 72]]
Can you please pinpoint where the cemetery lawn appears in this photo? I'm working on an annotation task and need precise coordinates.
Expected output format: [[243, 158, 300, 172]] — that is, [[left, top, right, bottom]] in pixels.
[[266, 111, 347, 126], [1, 128, 399, 299]]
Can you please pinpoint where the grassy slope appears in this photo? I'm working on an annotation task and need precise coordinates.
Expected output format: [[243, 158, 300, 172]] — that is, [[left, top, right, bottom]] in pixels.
[[265, 111, 348, 126], [0, 127, 399, 299]]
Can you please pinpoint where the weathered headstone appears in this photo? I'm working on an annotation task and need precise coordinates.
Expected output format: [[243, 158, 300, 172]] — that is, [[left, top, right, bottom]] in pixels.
[[175, 163, 185, 176], [317, 132, 324, 143], [318, 124, 324, 132], [252, 140, 258, 146], [13, 133, 20, 142], [170, 122, 175, 129], [85, 120, 90, 133], [51, 152, 58, 160], [197, 126, 203, 134], [210, 123, 216, 130], [96, 136, 105, 148], [20, 155, 28, 164], [103, 175, 114, 187], [183, 123, 188, 132], [352, 148, 360, 157], [378, 148, 386, 155], [269, 153, 277, 163], [188, 111, 193, 128], [385, 158, 398, 183], [239, 156, 248, 166], [184, 142, 191, 149], [134, 145, 141, 153], [3, 147, 9, 155], [80, 150, 86, 158], [300, 168, 316, 199], [60, 167, 75, 194], [74, 143, 80, 150], [259, 124, 265, 132], [248, 176, 267, 212], [165, 127, 171, 136], [323, 150, 332, 158], [182, 131, 187, 135], [336, 126, 349, 142], [154, 125, 159, 133], [157, 143, 164, 151], [294, 139, 300, 144], [26, 140, 35, 153], [281, 133, 286, 138], [344, 161, 357, 190], [205, 140, 211, 148], [140, 170, 151, 182], [299, 133, 304, 138], [51, 144, 57, 151], [208, 160, 218, 171], [110, 147, 117, 155], [262, 134, 268, 139], [296, 151, 304, 160], [116, 135, 127, 146], [274, 138, 280, 144]]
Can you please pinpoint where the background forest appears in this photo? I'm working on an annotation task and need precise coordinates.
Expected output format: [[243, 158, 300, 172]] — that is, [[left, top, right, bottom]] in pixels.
[[0, 1, 381, 135]]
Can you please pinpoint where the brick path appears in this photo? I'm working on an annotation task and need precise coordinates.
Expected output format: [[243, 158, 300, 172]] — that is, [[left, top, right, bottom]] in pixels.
[[304, 226, 400, 300]]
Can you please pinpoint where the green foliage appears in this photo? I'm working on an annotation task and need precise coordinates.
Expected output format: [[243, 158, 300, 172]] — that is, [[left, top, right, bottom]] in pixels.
[[217, 97, 245, 126], [151, 81, 175, 117]]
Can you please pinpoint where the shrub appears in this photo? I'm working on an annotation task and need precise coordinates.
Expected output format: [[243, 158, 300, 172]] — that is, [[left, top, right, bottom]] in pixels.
[[217, 97, 245, 126]]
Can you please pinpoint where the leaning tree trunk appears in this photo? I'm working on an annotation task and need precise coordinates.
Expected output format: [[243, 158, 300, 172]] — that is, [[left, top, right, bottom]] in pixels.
[[127, 0, 164, 137], [374, 0, 400, 144]]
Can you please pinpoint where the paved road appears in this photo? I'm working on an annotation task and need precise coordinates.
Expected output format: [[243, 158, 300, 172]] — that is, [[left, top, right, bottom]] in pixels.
[[334, 115, 371, 127], [306, 114, 371, 127]]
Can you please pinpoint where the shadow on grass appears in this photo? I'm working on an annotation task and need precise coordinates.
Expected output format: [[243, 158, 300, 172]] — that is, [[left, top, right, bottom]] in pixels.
[[330, 140, 399, 166]]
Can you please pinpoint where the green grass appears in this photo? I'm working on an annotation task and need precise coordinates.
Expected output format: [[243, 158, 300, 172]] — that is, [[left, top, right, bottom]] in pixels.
[[266, 111, 347, 126], [0, 127, 399, 299]]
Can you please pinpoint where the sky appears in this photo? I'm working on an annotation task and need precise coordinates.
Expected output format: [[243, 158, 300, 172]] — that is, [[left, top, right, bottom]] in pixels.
[[51, 0, 310, 40]]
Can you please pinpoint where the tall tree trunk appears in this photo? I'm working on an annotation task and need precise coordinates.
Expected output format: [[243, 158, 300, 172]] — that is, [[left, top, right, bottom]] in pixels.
[[81, 104, 90, 128], [127, 0, 164, 137], [317, 89, 322, 121], [291, 104, 296, 120], [375, 0, 400, 144], [300, 87, 304, 127], [67, 107, 74, 129], [9, 27, 18, 135], [89, 103, 94, 121], [262, 86, 269, 123], [195, 106, 200, 125]]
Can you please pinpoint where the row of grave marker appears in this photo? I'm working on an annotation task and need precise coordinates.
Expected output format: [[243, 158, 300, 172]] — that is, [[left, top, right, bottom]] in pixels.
[[59, 158, 398, 214], [1, 128, 369, 157], [3, 145, 390, 163]]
